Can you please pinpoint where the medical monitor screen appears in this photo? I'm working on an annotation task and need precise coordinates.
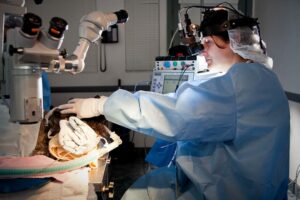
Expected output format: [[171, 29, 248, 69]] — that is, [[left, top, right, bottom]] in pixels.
[[162, 75, 188, 94]]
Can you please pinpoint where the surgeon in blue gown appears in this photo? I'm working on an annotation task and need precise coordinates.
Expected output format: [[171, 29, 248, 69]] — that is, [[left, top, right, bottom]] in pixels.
[[58, 5, 290, 200]]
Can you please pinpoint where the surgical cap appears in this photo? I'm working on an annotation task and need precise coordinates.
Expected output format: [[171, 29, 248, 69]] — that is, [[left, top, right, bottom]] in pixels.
[[200, 8, 273, 69]]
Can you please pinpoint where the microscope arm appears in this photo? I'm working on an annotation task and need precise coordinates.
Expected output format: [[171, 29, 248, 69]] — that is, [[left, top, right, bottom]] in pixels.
[[62, 10, 128, 73]]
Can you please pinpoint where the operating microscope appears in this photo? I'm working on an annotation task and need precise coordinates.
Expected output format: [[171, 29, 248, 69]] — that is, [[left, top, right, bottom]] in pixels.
[[0, 0, 128, 124]]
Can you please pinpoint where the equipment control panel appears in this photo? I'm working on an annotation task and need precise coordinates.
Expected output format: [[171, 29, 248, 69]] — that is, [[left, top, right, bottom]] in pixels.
[[151, 70, 194, 94], [154, 55, 207, 72], [151, 56, 207, 94]]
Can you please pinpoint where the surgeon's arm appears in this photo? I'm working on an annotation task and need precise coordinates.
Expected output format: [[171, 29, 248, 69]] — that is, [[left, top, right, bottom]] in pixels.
[[103, 75, 236, 142]]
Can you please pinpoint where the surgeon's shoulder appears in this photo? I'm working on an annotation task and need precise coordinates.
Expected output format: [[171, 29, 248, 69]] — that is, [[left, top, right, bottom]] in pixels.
[[229, 62, 273, 76]]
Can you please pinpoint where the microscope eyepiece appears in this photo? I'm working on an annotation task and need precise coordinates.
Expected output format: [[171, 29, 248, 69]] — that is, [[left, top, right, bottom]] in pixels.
[[48, 17, 68, 38], [21, 13, 42, 36]]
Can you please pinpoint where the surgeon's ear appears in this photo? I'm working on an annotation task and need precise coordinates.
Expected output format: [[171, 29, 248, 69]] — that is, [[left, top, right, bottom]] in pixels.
[[212, 35, 229, 48]]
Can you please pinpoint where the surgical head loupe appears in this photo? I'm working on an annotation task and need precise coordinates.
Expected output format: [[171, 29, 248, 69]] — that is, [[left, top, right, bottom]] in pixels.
[[199, 8, 259, 37], [178, 2, 262, 55]]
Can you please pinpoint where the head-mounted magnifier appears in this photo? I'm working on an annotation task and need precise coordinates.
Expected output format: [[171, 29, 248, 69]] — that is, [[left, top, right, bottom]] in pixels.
[[178, 2, 261, 55]]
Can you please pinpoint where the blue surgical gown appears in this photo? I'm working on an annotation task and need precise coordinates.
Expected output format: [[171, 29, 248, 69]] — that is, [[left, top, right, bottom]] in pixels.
[[103, 62, 290, 200]]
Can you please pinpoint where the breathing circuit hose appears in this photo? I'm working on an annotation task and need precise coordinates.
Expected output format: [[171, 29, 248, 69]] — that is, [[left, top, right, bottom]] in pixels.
[[0, 150, 99, 177], [0, 131, 121, 177]]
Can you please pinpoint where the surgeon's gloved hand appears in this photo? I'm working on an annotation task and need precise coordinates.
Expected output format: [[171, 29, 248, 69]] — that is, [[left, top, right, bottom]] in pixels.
[[58, 97, 107, 119], [58, 116, 100, 155]]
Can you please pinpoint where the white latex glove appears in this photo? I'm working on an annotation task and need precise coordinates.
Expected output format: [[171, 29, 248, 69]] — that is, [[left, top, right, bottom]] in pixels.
[[58, 97, 107, 119], [58, 116, 101, 155]]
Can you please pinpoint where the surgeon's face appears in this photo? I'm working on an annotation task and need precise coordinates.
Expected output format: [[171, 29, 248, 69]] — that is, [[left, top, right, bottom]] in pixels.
[[200, 35, 235, 72]]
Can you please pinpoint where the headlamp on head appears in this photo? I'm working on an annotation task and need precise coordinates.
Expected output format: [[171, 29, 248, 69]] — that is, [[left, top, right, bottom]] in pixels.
[[177, 3, 261, 55], [200, 8, 259, 38]]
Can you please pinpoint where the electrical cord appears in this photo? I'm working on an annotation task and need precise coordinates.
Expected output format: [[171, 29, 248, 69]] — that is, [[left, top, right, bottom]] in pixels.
[[296, 165, 300, 200], [143, 136, 150, 174], [289, 163, 300, 199], [168, 27, 179, 50], [175, 64, 191, 92], [184, 2, 245, 17], [130, 130, 135, 144], [289, 164, 300, 186]]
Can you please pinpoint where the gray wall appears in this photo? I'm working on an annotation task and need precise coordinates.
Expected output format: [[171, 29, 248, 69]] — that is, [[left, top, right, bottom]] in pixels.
[[254, 0, 300, 95], [254, 0, 300, 181]]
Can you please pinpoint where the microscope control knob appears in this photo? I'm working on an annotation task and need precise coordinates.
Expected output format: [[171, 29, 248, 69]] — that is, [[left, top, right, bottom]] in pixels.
[[9, 45, 24, 56], [60, 49, 68, 58]]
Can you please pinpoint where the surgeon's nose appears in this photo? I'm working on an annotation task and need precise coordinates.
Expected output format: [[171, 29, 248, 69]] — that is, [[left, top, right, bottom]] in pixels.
[[200, 51, 208, 57]]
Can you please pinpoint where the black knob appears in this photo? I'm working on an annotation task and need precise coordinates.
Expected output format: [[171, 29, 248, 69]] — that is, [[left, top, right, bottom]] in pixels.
[[21, 13, 42, 36], [34, 0, 43, 4], [60, 49, 67, 58], [9, 45, 23, 56], [114, 10, 129, 24]]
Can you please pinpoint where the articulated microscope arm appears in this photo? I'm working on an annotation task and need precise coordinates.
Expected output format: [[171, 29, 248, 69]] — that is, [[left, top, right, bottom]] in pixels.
[[58, 10, 128, 73]]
